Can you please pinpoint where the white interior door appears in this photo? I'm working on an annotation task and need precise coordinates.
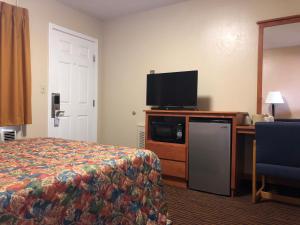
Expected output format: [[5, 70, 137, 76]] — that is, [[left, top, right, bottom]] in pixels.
[[48, 24, 98, 142]]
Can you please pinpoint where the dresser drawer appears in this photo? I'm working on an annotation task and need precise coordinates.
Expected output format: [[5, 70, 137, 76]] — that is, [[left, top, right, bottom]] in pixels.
[[160, 159, 186, 179], [146, 140, 186, 162]]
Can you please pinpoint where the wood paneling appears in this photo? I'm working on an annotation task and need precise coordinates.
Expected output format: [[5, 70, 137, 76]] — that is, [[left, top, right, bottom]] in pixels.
[[145, 110, 246, 118], [163, 176, 187, 189], [231, 117, 238, 196], [257, 15, 300, 27], [146, 140, 186, 162], [185, 116, 190, 179], [160, 159, 186, 179], [256, 15, 300, 114], [237, 125, 255, 135]]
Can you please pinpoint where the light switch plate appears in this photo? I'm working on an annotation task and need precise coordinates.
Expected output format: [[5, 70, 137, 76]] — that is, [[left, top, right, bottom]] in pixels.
[[40, 85, 46, 95]]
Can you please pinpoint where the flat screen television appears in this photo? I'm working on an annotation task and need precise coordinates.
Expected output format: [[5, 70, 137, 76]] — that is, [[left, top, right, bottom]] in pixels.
[[146, 70, 198, 109]]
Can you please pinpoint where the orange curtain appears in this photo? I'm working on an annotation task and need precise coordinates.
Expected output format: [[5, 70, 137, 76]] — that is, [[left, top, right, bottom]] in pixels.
[[0, 2, 32, 126]]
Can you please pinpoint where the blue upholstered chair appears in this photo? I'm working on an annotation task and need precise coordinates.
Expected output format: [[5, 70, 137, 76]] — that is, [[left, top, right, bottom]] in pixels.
[[252, 122, 300, 204]]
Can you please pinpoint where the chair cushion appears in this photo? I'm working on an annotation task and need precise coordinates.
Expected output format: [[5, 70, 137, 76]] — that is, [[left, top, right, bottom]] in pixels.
[[257, 163, 300, 181], [255, 122, 300, 167]]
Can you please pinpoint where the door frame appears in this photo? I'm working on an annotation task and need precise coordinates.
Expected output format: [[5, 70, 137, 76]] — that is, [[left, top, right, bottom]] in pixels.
[[48, 23, 99, 141]]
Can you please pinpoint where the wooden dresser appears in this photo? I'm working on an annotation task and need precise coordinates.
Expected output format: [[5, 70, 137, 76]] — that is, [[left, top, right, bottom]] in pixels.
[[145, 110, 246, 195]]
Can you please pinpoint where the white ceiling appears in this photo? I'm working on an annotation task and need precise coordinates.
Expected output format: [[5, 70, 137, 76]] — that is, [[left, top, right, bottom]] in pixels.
[[264, 23, 300, 49], [58, 0, 188, 21]]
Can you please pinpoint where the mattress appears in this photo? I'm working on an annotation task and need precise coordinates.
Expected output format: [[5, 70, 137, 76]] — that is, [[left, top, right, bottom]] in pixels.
[[0, 138, 167, 225]]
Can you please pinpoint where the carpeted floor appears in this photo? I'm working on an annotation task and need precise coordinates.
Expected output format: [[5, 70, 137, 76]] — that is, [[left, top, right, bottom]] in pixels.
[[164, 185, 300, 225]]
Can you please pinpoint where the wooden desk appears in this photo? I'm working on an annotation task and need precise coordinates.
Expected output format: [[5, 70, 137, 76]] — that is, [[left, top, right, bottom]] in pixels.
[[237, 125, 255, 135], [236, 125, 256, 192]]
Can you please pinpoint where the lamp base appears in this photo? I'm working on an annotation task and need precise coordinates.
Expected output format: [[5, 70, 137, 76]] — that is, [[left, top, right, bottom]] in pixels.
[[271, 104, 275, 117]]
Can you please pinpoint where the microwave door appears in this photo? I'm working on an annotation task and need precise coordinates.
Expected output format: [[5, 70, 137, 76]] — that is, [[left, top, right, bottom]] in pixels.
[[151, 123, 184, 143]]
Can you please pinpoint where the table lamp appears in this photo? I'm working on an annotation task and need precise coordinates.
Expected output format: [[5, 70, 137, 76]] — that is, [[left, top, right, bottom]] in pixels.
[[265, 91, 284, 117]]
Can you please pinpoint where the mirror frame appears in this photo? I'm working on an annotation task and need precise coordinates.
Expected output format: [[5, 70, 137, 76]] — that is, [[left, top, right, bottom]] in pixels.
[[256, 15, 300, 114]]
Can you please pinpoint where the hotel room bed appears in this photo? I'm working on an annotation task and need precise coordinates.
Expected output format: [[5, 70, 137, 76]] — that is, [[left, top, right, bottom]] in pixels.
[[0, 138, 167, 225]]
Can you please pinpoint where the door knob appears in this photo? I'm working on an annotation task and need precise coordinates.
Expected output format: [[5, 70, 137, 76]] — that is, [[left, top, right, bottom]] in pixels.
[[54, 110, 65, 128], [55, 110, 65, 117]]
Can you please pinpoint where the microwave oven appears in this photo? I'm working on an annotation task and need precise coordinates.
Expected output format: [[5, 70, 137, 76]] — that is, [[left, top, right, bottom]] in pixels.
[[150, 120, 185, 144]]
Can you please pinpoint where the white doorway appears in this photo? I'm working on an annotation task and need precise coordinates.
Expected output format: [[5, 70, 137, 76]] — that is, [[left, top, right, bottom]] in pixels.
[[48, 24, 98, 142]]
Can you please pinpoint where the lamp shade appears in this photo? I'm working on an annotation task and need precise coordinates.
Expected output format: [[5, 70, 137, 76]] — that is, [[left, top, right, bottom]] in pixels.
[[265, 91, 284, 104]]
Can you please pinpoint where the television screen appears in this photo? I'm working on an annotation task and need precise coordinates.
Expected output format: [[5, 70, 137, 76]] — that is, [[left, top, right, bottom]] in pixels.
[[146, 70, 198, 108]]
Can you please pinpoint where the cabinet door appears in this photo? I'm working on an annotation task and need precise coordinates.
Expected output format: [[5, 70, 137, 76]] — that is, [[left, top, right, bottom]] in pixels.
[[146, 141, 186, 162], [160, 159, 186, 179]]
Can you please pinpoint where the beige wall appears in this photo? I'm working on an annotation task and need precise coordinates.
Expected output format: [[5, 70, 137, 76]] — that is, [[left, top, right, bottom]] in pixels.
[[263, 46, 300, 118], [3, 0, 300, 146], [102, 0, 300, 147], [2, 0, 103, 141]]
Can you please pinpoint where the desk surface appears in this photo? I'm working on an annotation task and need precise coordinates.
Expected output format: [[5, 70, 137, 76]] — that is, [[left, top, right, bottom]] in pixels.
[[236, 125, 255, 135]]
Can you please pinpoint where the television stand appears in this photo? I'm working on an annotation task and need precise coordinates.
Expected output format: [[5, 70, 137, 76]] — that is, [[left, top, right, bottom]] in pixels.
[[144, 109, 247, 195]]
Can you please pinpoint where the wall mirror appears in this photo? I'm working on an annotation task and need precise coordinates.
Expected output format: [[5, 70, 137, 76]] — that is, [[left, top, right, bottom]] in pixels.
[[257, 15, 300, 118]]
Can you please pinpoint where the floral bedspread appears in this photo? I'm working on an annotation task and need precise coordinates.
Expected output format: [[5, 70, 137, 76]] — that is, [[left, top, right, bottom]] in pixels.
[[0, 138, 167, 225]]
